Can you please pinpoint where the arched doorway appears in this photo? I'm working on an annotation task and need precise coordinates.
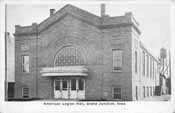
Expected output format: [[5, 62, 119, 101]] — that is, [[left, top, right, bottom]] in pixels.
[[41, 46, 87, 100]]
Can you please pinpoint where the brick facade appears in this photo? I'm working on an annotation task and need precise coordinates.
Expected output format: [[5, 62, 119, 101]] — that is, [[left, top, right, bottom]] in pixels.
[[14, 4, 159, 101]]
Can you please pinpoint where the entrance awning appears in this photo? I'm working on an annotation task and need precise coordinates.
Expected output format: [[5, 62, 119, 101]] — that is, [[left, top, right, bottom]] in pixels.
[[40, 66, 88, 77]]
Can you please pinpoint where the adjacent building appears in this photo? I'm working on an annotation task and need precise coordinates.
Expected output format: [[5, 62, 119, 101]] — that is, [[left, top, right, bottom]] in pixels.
[[14, 4, 159, 101], [6, 32, 15, 99]]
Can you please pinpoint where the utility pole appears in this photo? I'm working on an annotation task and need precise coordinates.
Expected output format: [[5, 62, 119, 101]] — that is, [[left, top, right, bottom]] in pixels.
[[5, 4, 8, 101]]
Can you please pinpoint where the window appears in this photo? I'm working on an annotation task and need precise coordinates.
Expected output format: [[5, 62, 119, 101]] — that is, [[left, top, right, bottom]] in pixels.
[[22, 87, 29, 98], [150, 58, 152, 78], [145, 54, 147, 76], [147, 87, 149, 97], [113, 87, 122, 99], [55, 80, 61, 90], [136, 86, 138, 100], [153, 61, 155, 79], [147, 55, 149, 77], [150, 87, 152, 96], [78, 79, 84, 90], [143, 86, 145, 98], [135, 51, 138, 73], [113, 49, 123, 72], [71, 79, 76, 90], [22, 55, 29, 73], [54, 47, 85, 66], [142, 51, 145, 75], [62, 80, 68, 90]]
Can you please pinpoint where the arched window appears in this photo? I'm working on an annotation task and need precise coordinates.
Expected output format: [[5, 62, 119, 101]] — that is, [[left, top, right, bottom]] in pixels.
[[54, 46, 85, 66]]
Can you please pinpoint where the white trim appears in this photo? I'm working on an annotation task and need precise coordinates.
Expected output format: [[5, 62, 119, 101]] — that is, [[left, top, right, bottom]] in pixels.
[[42, 72, 88, 77]]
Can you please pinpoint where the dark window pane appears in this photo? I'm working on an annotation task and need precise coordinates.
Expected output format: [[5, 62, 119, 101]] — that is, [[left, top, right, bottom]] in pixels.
[[62, 80, 67, 90], [114, 94, 121, 99], [114, 88, 121, 93], [78, 79, 84, 90], [55, 81, 60, 90], [113, 88, 121, 99], [71, 79, 76, 90]]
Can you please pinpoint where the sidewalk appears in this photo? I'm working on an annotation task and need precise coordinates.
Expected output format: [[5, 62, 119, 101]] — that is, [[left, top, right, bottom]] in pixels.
[[142, 95, 171, 101]]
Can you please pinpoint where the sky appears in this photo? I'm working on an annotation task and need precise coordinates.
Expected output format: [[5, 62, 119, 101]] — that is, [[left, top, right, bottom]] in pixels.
[[6, 3, 172, 57]]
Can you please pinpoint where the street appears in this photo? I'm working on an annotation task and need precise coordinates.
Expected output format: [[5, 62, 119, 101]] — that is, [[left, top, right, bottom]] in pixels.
[[142, 95, 171, 101]]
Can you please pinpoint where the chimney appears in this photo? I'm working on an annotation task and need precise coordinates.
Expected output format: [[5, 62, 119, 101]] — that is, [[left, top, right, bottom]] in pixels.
[[32, 23, 38, 32], [50, 9, 55, 16], [101, 4, 106, 17]]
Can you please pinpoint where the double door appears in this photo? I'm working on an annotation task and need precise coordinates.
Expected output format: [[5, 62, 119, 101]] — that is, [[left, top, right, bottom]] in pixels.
[[54, 78, 85, 100]]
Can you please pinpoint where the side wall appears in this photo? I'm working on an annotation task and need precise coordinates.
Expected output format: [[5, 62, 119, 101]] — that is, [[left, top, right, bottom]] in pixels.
[[102, 25, 132, 101], [15, 34, 38, 98]]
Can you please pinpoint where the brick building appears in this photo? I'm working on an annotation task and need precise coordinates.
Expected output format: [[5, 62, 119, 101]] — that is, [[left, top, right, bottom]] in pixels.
[[14, 4, 159, 101]]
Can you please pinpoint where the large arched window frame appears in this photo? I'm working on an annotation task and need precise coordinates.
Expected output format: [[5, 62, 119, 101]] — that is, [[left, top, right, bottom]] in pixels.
[[54, 46, 85, 66]]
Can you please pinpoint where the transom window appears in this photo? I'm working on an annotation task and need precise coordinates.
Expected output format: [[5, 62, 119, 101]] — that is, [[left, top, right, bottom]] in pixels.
[[54, 46, 84, 66]]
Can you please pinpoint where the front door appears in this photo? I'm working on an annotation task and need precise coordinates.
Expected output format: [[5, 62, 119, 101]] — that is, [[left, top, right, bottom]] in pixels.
[[54, 80, 61, 98], [70, 79, 77, 99], [54, 78, 85, 99], [77, 79, 85, 99], [62, 79, 69, 99]]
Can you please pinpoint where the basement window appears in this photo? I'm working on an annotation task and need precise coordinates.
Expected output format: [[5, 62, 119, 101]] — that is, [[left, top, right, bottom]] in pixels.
[[22, 87, 29, 98], [112, 87, 121, 99]]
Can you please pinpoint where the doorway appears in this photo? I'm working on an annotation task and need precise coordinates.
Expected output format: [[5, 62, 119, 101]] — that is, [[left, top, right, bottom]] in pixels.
[[54, 78, 85, 100]]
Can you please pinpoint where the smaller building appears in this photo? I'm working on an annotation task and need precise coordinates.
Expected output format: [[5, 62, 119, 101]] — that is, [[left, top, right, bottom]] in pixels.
[[6, 32, 15, 99]]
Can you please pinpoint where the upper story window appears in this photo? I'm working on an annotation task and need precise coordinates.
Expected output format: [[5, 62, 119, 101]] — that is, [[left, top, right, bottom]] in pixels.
[[147, 55, 149, 77], [112, 49, 123, 72], [150, 57, 152, 79], [22, 55, 29, 73], [153, 60, 155, 79], [135, 51, 138, 73], [142, 51, 145, 75], [134, 38, 138, 49]]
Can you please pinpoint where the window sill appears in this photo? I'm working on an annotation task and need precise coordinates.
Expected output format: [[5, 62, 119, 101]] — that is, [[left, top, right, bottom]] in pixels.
[[112, 70, 122, 73]]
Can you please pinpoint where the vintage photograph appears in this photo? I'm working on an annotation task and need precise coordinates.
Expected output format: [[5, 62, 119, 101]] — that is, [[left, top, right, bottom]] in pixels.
[[5, 3, 172, 101]]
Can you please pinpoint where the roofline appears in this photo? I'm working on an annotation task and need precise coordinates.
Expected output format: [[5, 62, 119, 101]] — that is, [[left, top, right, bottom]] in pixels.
[[140, 41, 158, 62], [14, 4, 141, 36]]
